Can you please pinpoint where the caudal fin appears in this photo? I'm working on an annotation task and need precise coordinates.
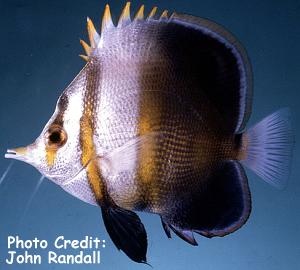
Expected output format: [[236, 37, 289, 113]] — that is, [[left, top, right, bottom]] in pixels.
[[241, 108, 294, 189]]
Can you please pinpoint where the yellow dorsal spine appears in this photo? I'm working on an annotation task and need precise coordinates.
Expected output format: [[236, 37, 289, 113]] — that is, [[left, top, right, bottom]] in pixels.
[[160, 10, 169, 20], [79, 3, 173, 61], [80, 39, 92, 56], [101, 4, 114, 33], [134, 5, 144, 21], [118, 2, 131, 27], [147, 6, 158, 20], [87, 17, 99, 48], [79, 54, 89, 62]]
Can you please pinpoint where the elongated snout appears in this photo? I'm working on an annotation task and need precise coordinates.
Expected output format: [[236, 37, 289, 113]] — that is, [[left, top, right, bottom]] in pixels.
[[5, 147, 28, 162]]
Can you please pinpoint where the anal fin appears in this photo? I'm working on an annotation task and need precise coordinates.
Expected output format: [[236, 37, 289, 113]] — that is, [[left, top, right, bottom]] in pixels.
[[169, 224, 198, 246], [162, 161, 251, 239], [160, 216, 171, 238], [161, 216, 197, 245], [101, 206, 148, 263]]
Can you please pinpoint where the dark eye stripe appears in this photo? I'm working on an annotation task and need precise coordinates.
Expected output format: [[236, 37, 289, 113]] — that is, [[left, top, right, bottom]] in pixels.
[[53, 93, 69, 126]]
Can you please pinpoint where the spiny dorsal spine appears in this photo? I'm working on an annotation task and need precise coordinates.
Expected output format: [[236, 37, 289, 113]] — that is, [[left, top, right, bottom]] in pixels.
[[87, 17, 99, 48], [147, 6, 158, 20], [80, 39, 91, 56], [101, 4, 114, 33], [118, 2, 131, 27], [160, 10, 169, 20], [79, 2, 171, 62], [134, 5, 145, 20]]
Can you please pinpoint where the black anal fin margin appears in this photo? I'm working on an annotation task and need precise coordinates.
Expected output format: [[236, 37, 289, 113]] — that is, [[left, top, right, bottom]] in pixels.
[[169, 224, 198, 246], [101, 206, 148, 264], [160, 216, 171, 238], [161, 216, 197, 245]]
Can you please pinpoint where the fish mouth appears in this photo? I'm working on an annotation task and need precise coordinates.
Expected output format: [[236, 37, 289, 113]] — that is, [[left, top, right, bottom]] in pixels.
[[4, 147, 27, 161]]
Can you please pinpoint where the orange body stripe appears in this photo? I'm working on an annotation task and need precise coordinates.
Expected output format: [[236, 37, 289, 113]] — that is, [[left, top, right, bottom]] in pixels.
[[80, 113, 104, 203]]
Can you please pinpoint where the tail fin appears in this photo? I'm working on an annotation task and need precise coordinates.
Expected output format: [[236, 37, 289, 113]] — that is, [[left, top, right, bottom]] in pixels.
[[241, 108, 294, 189]]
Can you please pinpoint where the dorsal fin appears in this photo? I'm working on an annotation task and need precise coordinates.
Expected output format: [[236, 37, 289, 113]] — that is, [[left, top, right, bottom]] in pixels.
[[168, 12, 253, 132], [79, 54, 89, 62], [79, 3, 168, 60], [78, 1, 252, 133], [147, 6, 158, 20], [79, 39, 91, 56], [134, 5, 145, 21], [118, 2, 131, 27], [101, 4, 114, 33], [159, 10, 169, 21], [86, 17, 100, 48]]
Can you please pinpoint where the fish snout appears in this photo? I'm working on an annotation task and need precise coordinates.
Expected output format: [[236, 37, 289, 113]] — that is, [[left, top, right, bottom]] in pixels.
[[5, 147, 28, 161]]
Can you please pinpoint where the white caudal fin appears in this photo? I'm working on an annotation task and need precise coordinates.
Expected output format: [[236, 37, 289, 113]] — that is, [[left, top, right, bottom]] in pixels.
[[242, 108, 294, 189]]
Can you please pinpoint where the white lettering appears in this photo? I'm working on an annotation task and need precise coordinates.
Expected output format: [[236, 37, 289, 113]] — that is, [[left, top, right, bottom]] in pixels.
[[48, 251, 100, 264], [71, 240, 79, 249], [53, 236, 102, 249], [6, 251, 41, 264], [6, 251, 15, 264], [48, 251, 57, 263], [7, 236, 48, 249], [54, 236, 64, 249], [40, 240, 48, 249], [7, 236, 15, 249]]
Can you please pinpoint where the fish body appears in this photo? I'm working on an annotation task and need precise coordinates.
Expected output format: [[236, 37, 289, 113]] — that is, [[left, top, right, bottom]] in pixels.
[[5, 3, 294, 263]]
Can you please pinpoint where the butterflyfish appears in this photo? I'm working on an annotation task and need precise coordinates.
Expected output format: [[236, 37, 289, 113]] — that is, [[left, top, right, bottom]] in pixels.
[[5, 2, 294, 263]]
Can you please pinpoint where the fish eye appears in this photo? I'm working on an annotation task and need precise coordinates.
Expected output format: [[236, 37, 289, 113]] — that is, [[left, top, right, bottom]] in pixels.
[[45, 125, 67, 148]]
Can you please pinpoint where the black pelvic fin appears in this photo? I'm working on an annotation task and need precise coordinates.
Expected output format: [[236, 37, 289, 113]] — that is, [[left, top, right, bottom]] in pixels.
[[169, 224, 198, 246], [101, 206, 148, 264]]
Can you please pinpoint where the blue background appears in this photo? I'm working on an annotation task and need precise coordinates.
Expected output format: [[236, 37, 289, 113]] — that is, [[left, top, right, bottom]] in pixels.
[[0, 0, 299, 269]]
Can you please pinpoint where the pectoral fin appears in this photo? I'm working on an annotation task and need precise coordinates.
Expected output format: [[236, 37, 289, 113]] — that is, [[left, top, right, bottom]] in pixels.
[[101, 206, 148, 264], [100, 132, 162, 177]]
